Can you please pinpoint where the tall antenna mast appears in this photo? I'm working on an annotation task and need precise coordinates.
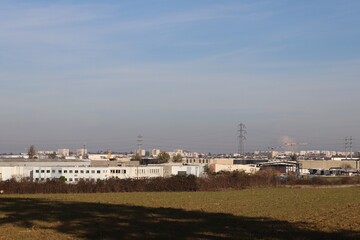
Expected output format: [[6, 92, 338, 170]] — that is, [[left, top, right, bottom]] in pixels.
[[137, 134, 143, 152], [238, 123, 247, 156]]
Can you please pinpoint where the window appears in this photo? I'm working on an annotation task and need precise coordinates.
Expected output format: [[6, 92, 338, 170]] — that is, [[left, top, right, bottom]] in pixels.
[[75, 170, 78, 173], [86, 170, 90, 173], [35, 178, 39, 181], [97, 170, 100, 174], [123, 170, 126, 174], [74, 178, 78, 181], [41, 170, 45, 173], [80, 170, 84, 173], [58, 170, 62, 173], [64, 170, 67, 173], [41, 178, 44, 181], [52, 170, 55, 173], [69, 178, 73, 181], [46, 170, 50, 173], [69, 170, 73, 173], [35, 170, 39, 173], [91, 170, 95, 174]]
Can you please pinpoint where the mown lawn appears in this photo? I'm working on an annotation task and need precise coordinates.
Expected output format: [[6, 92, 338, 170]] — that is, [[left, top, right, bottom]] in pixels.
[[0, 187, 359, 239]]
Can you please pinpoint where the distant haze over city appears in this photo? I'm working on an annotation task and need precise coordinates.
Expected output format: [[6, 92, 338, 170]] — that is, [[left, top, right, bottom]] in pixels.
[[0, 1, 359, 153]]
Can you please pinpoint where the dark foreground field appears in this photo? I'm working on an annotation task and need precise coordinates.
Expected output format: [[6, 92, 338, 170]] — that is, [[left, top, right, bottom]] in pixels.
[[0, 187, 359, 239]]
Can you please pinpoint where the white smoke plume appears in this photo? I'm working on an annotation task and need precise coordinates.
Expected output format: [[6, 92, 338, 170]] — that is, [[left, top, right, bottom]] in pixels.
[[281, 136, 296, 150]]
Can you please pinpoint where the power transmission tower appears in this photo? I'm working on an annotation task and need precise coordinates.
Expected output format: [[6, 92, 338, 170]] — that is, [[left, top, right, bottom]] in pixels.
[[238, 123, 247, 156], [345, 136, 353, 159], [345, 137, 348, 159]]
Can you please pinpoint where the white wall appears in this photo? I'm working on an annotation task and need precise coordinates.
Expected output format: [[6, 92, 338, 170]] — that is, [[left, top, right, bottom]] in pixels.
[[0, 166, 26, 181], [169, 165, 204, 177], [211, 164, 259, 174]]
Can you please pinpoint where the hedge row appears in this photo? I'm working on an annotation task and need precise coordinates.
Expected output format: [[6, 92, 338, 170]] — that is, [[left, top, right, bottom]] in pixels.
[[0, 169, 359, 194]]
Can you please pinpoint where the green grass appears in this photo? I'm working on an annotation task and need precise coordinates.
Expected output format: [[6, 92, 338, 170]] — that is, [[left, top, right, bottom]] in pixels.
[[0, 187, 359, 239]]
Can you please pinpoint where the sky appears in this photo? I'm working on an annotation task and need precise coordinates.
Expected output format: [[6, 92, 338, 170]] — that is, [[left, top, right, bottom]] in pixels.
[[0, 0, 360, 154]]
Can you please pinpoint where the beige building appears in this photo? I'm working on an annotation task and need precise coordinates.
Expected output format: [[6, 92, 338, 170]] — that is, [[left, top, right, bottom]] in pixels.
[[299, 160, 360, 170]]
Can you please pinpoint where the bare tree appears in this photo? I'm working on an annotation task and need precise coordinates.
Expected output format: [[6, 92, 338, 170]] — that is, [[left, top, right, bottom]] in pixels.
[[28, 145, 37, 159]]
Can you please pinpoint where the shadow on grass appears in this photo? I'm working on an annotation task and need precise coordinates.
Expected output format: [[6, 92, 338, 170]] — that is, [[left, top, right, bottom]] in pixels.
[[0, 197, 358, 239]]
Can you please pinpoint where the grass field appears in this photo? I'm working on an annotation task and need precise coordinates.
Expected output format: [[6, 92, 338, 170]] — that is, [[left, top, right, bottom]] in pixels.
[[0, 187, 359, 239]]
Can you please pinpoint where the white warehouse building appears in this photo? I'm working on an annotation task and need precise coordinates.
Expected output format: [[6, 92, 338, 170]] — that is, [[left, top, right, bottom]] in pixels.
[[0, 158, 205, 183], [0, 159, 91, 181], [29, 164, 204, 183], [30, 166, 164, 183]]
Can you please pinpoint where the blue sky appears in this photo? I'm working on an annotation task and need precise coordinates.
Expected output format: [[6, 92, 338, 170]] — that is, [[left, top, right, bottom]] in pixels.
[[0, 0, 359, 153]]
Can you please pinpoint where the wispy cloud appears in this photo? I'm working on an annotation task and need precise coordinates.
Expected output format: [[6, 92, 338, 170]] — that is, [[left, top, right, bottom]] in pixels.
[[0, 4, 105, 29], [102, 2, 274, 33]]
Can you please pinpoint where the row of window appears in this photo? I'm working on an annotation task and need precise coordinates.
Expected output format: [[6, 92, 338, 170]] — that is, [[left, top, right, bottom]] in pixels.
[[110, 169, 127, 174], [35, 169, 106, 174], [149, 169, 160, 174], [133, 169, 161, 174], [186, 159, 209, 163], [65, 177, 101, 182], [109, 169, 160, 174], [34, 177, 101, 182], [135, 169, 146, 174]]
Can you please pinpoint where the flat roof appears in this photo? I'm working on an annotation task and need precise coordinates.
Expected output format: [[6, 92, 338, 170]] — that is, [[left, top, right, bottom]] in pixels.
[[0, 158, 90, 163]]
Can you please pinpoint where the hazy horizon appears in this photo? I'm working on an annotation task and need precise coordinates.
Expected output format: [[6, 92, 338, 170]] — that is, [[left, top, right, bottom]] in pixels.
[[1, 0, 359, 154]]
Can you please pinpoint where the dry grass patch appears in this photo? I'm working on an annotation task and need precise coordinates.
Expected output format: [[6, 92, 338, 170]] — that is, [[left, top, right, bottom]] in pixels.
[[0, 187, 359, 239]]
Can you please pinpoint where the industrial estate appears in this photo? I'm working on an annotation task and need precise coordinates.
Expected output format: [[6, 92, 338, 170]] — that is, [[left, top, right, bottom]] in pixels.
[[1, 128, 359, 184]]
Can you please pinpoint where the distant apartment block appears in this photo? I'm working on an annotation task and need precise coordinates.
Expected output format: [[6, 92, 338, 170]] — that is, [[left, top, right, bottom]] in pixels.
[[57, 148, 70, 157], [151, 149, 161, 157], [76, 148, 88, 157]]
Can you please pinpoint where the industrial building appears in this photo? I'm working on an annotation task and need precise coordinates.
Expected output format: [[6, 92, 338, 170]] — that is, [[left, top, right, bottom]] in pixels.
[[0, 158, 205, 183]]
